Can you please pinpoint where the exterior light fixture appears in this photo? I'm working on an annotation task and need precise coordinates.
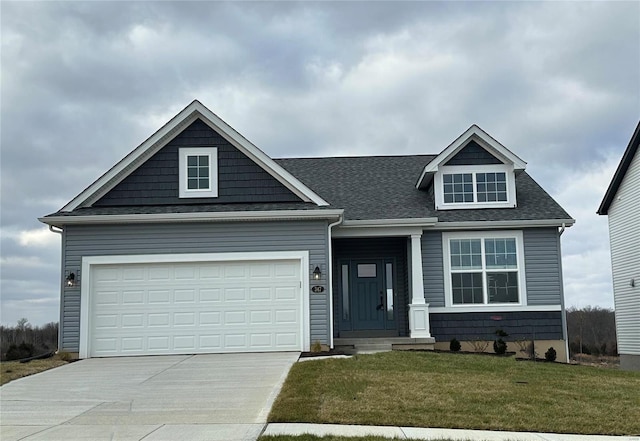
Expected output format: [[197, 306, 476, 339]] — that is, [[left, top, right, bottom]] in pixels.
[[313, 266, 321, 280], [66, 272, 76, 287]]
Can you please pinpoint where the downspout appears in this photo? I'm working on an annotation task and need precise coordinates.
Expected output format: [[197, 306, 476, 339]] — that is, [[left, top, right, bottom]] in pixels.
[[327, 214, 344, 349], [48, 225, 64, 352], [558, 223, 569, 361]]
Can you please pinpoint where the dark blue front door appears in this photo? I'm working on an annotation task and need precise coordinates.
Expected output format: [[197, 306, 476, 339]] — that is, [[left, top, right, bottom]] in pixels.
[[351, 260, 385, 330]]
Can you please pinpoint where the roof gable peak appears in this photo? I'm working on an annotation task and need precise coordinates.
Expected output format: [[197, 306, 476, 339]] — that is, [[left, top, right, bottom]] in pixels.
[[416, 125, 527, 189], [60, 101, 329, 212]]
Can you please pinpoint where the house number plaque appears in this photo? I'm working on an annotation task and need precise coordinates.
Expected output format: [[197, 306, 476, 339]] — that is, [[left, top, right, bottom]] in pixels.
[[311, 286, 324, 293]]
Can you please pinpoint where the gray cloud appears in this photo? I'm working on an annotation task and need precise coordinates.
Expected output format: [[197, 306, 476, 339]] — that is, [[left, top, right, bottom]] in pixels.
[[1, 1, 638, 325]]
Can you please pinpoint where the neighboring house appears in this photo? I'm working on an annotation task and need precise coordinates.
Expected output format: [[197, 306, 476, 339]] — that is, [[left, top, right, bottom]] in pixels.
[[598, 121, 640, 371], [40, 101, 574, 361]]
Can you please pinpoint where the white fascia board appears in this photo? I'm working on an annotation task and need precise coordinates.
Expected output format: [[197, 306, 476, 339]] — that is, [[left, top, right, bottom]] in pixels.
[[333, 218, 437, 238], [39, 209, 344, 227], [416, 125, 527, 189], [433, 218, 576, 230], [62, 100, 329, 212]]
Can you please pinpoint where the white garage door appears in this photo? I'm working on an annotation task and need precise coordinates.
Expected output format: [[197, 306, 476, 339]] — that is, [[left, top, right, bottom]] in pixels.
[[89, 259, 302, 357]]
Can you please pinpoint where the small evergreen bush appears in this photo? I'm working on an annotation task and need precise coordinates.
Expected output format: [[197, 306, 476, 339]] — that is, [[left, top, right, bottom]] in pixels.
[[493, 339, 507, 355], [493, 329, 508, 355], [449, 338, 461, 352], [545, 347, 557, 362]]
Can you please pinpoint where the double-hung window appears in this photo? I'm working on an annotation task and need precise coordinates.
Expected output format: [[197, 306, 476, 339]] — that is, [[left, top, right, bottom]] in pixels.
[[443, 231, 526, 307], [179, 148, 218, 198]]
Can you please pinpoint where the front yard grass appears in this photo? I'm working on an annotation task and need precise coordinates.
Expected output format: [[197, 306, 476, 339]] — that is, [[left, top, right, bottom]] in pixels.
[[269, 351, 640, 436], [0, 356, 69, 386]]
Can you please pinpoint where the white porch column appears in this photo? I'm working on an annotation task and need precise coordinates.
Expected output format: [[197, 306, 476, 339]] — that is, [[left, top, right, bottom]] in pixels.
[[409, 233, 432, 338]]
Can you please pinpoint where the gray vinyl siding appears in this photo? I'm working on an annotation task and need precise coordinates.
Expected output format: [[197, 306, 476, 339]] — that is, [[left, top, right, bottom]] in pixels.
[[94, 119, 301, 206], [430, 311, 564, 341], [421, 228, 563, 307], [332, 238, 409, 337], [444, 141, 503, 166], [60, 220, 329, 352], [422, 231, 445, 307], [523, 228, 563, 305]]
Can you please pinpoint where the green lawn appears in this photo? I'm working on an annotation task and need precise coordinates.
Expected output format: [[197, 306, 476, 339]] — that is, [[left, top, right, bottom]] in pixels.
[[268, 351, 640, 436]]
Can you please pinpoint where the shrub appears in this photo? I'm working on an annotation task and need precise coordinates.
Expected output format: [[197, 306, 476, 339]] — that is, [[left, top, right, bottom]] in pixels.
[[493, 338, 507, 355], [493, 329, 509, 355], [5, 342, 35, 361], [545, 347, 557, 362], [449, 338, 461, 352]]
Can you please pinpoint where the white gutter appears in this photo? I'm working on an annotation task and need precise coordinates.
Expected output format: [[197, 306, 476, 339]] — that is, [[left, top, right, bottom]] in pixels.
[[39, 209, 344, 227], [326, 214, 344, 349], [434, 219, 576, 230], [340, 218, 438, 228], [48, 225, 63, 234]]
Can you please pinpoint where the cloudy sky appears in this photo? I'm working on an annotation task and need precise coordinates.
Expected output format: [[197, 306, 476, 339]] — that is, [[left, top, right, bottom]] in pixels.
[[1, 1, 638, 326]]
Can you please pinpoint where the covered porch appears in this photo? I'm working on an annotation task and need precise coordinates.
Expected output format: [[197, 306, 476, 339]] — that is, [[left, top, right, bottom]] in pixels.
[[331, 233, 432, 345]]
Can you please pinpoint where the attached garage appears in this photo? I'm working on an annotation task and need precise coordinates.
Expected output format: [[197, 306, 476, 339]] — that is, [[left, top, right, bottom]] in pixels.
[[79, 252, 310, 358]]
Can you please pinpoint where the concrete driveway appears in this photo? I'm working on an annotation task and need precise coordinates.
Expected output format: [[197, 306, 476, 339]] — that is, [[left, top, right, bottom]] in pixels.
[[0, 352, 299, 441]]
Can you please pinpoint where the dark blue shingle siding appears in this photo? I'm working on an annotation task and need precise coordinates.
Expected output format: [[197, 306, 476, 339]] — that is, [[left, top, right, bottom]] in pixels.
[[94, 119, 301, 206], [430, 311, 564, 341]]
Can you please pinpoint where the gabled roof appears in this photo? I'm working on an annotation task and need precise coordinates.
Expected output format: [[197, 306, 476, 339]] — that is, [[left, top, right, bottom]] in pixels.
[[415, 124, 527, 189], [60, 100, 329, 211], [598, 120, 640, 215]]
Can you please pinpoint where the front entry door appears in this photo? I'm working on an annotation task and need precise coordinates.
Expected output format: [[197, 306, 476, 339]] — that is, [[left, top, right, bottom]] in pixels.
[[351, 260, 386, 330]]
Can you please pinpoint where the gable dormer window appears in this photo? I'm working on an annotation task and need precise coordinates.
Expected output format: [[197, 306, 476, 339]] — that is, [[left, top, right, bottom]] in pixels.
[[179, 147, 218, 198], [435, 164, 516, 210]]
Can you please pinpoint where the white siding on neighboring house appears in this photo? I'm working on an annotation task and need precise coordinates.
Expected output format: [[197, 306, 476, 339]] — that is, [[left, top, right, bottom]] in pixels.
[[608, 149, 640, 357]]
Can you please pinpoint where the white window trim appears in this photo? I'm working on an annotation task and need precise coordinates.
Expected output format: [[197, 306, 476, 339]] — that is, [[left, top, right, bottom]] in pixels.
[[179, 147, 218, 198], [79, 251, 311, 359], [435, 164, 516, 210], [442, 230, 527, 308]]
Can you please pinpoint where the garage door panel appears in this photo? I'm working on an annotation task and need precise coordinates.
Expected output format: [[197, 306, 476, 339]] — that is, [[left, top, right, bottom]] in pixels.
[[199, 311, 221, 325], [199, 288, 221, 302], [89, 259, 302, 357], [175, 289, 196, 303], [122, 290, 144, 304], [224, 288, 246, 301]]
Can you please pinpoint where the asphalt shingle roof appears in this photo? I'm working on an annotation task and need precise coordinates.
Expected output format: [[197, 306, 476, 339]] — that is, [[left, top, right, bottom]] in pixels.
[[45, 154, 572, 223], [275, 155, 572, 222]]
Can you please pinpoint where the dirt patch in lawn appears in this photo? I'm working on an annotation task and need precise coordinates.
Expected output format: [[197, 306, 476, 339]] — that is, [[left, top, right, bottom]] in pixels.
[[1, 356, 69, 385]]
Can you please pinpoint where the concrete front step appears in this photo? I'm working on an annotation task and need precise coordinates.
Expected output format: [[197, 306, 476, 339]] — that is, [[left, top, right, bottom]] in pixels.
[[335, 337, 435, 346], [335, 344, 392, 355], [334, 337, 436, 355]]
